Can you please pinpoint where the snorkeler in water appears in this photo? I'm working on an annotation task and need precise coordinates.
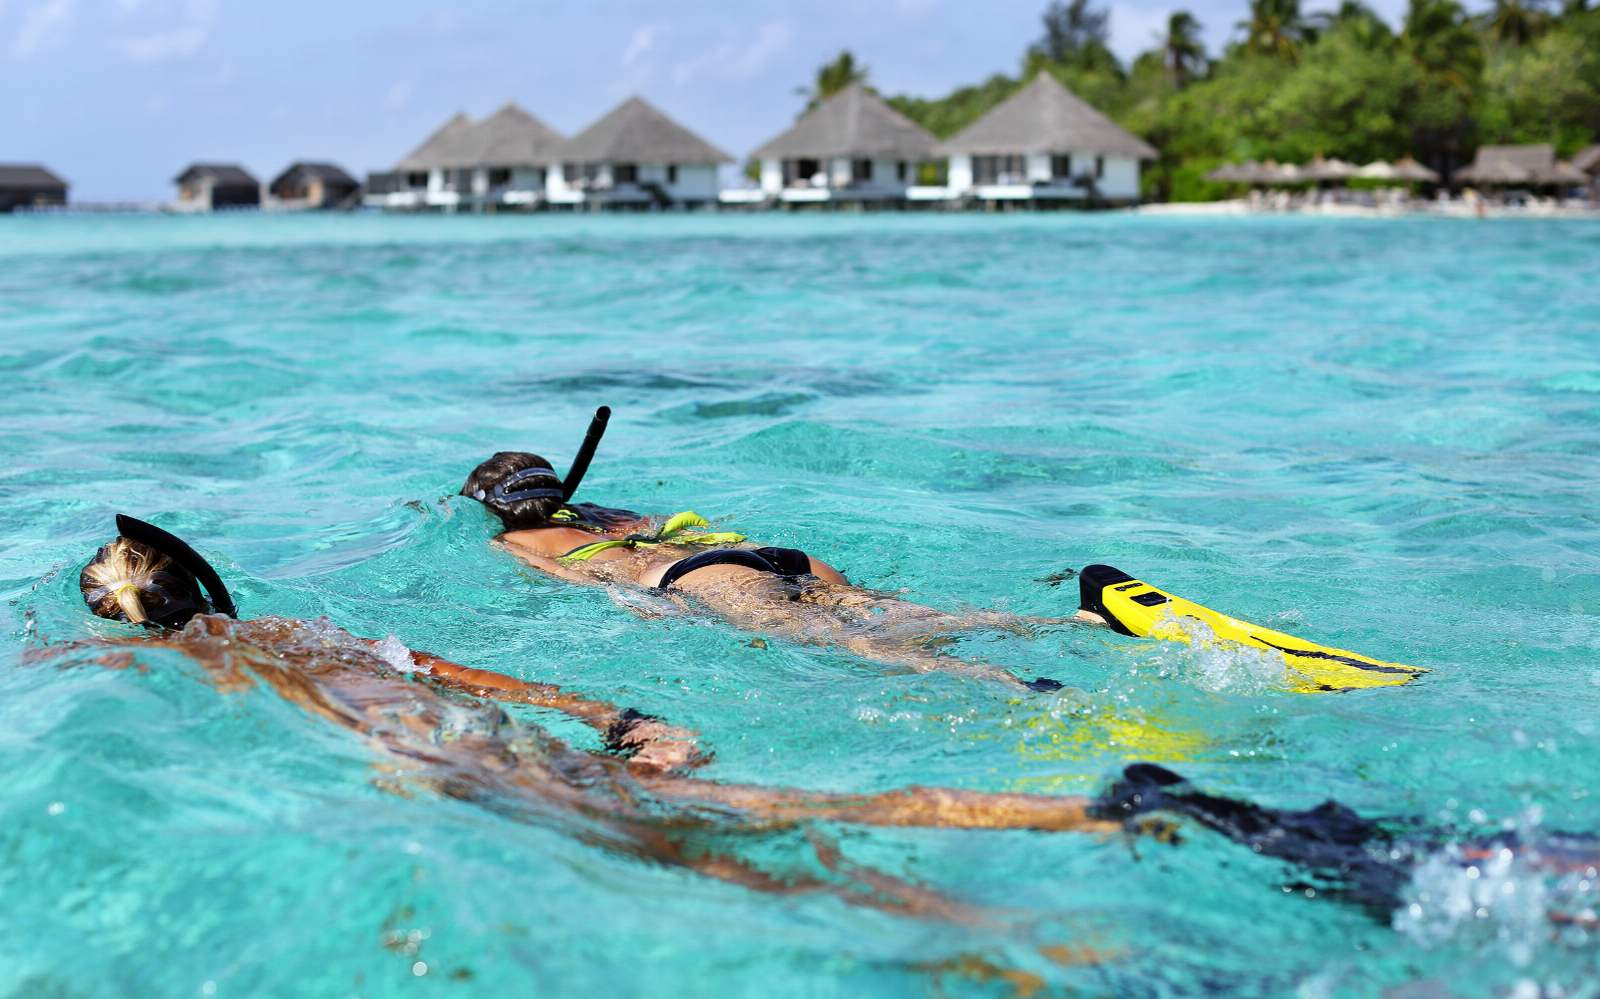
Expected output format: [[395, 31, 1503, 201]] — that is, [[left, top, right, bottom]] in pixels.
[[460, 409, 1423, 695], [58, 519, 1582, 938]]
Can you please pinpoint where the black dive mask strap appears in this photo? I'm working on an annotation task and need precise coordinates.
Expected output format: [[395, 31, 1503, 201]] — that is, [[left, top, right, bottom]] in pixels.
[[114, 514, 237, 619], [485, 466, 564, 504], [561, 406, 610, 502]]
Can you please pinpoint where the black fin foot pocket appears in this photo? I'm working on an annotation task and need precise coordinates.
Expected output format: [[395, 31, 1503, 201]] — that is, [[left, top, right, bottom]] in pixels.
[[1026, 677, 1064, 693]]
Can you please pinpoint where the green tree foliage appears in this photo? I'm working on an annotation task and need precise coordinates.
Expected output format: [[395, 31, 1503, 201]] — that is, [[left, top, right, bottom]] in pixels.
[[868, 0, 1599, 201], [1477, 9, 1600, 146], [797, 51, 869, 113]]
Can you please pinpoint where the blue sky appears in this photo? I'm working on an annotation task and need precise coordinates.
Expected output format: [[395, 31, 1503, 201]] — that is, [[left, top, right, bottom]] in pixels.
[[2, 0, 1408, 201]]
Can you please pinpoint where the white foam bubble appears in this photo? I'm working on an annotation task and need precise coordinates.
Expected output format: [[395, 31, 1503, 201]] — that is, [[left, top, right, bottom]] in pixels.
[[372, 634, 424, 674], [1146, 609, 1287, 695]]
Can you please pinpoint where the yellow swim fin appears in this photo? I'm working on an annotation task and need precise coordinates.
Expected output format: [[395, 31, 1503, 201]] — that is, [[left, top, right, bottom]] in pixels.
[[1077, 564, 1425, 693]]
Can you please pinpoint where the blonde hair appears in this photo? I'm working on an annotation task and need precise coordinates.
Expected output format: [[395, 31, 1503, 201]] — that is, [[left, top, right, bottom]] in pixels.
[[80, 538, 203, 626]]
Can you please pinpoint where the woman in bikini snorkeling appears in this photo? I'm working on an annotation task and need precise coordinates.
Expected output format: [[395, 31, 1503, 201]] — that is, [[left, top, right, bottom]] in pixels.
[[459, 410, 1423, 695], [58, 517, 1591, 937]]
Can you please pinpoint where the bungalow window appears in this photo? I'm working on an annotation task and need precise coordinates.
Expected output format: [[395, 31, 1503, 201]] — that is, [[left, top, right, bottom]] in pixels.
[[851, 159, 872, 184], [1095, 155, 1105, 178], [405, 171, 427, 189], [784, 158, 822, 186], [666, 164, 678, 184], [972, 154, 1025, 185], [896, 161, 908, 182], [1051, 155, 1072, 180], [487, 168, 511, 189], [614, 163, 638, 184], [564, 163, 601, 186]]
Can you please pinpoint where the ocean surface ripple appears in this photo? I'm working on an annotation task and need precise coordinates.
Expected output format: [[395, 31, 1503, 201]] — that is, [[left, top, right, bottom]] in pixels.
[[2, 213, 1598, 996]]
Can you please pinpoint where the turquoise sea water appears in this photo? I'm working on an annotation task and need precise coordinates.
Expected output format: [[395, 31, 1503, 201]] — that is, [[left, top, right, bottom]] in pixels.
[[2, 213, 1599, 996]]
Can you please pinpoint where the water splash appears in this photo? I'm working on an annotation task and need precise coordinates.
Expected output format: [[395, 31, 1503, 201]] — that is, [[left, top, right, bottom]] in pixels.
[[372, 634, 423, 674], [1143, 609, 1287, 695], [1394, 806, 1600, 967]]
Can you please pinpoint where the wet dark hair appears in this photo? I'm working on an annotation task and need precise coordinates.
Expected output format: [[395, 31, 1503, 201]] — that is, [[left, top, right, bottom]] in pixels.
[[461, 451, 565, 529], [80, 537, 208, 629]]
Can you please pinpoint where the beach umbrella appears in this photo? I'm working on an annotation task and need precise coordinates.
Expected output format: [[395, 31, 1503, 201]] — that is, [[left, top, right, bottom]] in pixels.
[[1260, 162, 1303, 185], [1357, 160, 1399, 181], [1206, 163, 1243, 183], [1392, 158, 1439, 183], [1306, 157, 1357, 182]]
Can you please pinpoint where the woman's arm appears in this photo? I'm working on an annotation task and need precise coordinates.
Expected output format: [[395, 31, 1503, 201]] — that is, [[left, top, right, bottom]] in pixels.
[[642, 776, 1121, 834], [413, 653, 706, 775]]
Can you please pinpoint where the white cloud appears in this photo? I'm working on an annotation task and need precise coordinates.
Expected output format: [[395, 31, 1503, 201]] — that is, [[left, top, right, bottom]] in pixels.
[[112, 0, 215, 63], [621, 25, 661, 69], [11, 0, 74, 59], [670, 20, 793, 87], [116, 25, 206, 61]]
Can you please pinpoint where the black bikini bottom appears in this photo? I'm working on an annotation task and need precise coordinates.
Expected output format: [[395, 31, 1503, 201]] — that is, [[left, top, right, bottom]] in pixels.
[[657, 547, 812, 591]]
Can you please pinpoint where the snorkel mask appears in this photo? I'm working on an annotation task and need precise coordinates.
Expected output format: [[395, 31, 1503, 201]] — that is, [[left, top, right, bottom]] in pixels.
[[81, 514, 238, 629]]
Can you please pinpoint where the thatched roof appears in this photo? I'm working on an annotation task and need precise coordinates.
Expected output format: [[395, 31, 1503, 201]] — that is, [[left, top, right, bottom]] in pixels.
[[937, 73, 1157, 159], [556, 97, 730, 165], [269, 162, 357, 189], [0, 163, 67, 191], [1454, 143, 1554, 184], [173, 163, 258, 186], [395, 112, 477, 171], [1574, 144, 1600, 174], [468, 102, 565, 168], [750, 84, 936, 161], [1542, 160, 1589, 185]]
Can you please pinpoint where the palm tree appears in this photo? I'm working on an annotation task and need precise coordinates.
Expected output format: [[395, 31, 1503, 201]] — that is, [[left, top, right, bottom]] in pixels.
[[1161, 11, 1208, 87], [1310, 0, 1394, 44], [1483, 0, 1548, 43], [1237, 0, 1307, 59], [795, 51, 869, 113]]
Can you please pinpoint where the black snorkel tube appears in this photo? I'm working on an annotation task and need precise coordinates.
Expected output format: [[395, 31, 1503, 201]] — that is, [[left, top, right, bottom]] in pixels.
[[561, 405, 610, 502], [114, 513, 237, 619]]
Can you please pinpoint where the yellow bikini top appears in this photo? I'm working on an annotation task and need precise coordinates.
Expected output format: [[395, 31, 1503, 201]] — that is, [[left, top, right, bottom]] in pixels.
[[557, 511, 746, 563]]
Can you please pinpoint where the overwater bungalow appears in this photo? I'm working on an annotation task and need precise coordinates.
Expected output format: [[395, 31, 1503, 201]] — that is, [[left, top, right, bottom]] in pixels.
[[937, 74, 1155, 205], [268, 162, 359, 210], [547, 96, 729, 209], [749, 84, 937, 204], [366, 111, 476, 210], [466, 102, 566, 207], [0, 164, 68, 212], [173, 163, 260, 211], [374, 101, 565, 210]]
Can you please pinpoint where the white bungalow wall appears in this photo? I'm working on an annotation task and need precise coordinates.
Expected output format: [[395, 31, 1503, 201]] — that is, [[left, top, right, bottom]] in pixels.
[[759, 159, 783, 194]]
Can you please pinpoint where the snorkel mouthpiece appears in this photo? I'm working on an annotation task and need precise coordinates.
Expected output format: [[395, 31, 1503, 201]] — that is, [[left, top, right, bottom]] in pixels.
[[561, 406, 610, 502], [113, 514, 237, 619]]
